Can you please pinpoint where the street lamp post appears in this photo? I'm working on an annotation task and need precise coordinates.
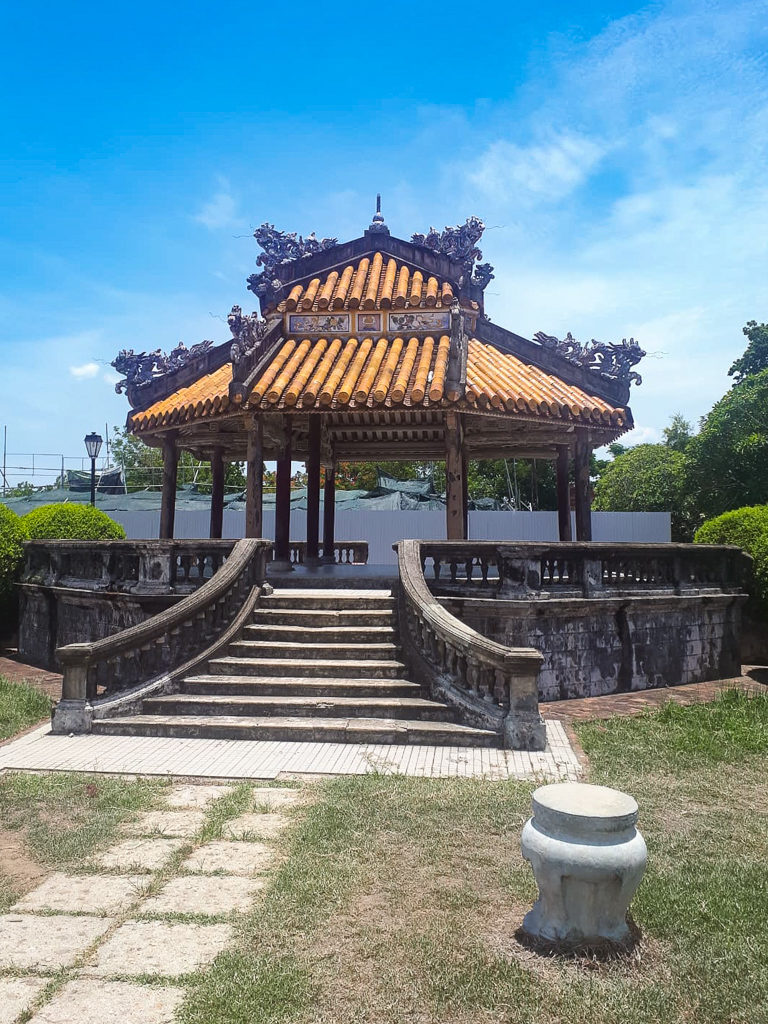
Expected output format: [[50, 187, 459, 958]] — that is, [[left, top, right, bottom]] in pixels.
[[84, 432, 103, 507]]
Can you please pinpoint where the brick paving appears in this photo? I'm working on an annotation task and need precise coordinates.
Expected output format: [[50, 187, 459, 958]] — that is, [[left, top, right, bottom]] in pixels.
[[541, 668, 767, 722], [0, 651, 62, 701]]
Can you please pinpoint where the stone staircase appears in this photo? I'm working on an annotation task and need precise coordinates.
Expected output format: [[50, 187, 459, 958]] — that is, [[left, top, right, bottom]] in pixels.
[[93, 589, 500, 747]]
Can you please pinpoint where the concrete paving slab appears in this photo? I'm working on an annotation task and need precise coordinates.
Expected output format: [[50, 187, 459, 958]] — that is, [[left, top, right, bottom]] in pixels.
[[125, 810, 206, 837], [96, 838, 186, 872], [0, 976, 48, 1023], [181, 840, 275, 876], [0, 913, 113, 971], [222, 812, 289, 840], [27, 979, 183, 1023], [12, 873, 149, 915], [250, 787, 301, 809], [166, 784, 234, 809], [142, 874, 267, 915], [85, 919, 232, 978]]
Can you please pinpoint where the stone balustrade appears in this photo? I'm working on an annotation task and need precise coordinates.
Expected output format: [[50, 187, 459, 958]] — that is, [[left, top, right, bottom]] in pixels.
[[395, 539, 546, 750], [270, 541, 369, 565], [52, 538, 271, 733], [418, 541, 750, 599], [21, 539, 237, 595]]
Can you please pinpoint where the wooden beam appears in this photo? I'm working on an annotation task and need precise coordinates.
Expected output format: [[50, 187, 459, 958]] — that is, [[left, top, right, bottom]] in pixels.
[[445, 411, 467, 540], [159, 434, 179, 539], [245, 418, 263, 538], [574, 433, 592, 541], [209, 446, 225, 539], [306, 416, 321, 563], [556, 445, 572, 542]]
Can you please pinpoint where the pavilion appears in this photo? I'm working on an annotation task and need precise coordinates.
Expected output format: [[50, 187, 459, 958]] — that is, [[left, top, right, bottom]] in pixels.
[[114, 204, 644, 563]]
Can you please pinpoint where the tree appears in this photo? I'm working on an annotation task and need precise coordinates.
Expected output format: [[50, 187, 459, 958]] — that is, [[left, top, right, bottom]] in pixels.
[[662, 414, 693, 452], [592, 444, 693, 540], [728, 321, 768, 384], [110, 427, 245, 493], [684, 369, 768, 522]]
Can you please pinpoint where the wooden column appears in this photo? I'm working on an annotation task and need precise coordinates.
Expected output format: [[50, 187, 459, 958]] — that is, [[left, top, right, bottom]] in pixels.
[[245, 418, 263, 538], [445, 412, 467, 540], [159, 435, 178, 539], [274, 417, 292, 567], [209, 446, 225, 539], [322, 460, 336, 563], [574, 434, 592, 542], [556, 445, 573, 542], [461, 451, 469, 540], [305, 417, 321, 563]]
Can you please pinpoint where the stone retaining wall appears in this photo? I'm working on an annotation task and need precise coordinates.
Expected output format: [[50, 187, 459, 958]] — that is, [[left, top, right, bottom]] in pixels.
[[441, 593, 744, 701]]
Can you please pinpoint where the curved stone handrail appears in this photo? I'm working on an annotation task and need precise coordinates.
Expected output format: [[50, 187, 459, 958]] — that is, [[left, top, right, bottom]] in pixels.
[[53, 538, 272, 733], [395, 539, 546, 750]]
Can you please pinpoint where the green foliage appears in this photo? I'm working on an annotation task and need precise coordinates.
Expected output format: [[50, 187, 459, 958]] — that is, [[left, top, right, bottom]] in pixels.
[[685, 369, 768, 521], [728, 320, 768, 384], [695, 505, 768, 616], [0, 505, 27, 625], [111, 426, 246, 492], [0, 676, 52, 740], [23, 503, 126, 540], [593, 443, 693, 540], [662, 413, 693, 452]]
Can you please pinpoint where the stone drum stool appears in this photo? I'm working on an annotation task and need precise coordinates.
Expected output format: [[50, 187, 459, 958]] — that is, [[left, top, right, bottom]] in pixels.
[[520, 782, 647, 946]]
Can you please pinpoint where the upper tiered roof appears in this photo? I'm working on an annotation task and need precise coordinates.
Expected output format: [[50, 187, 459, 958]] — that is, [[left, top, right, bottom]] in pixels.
[[113, 203, 644, 458]]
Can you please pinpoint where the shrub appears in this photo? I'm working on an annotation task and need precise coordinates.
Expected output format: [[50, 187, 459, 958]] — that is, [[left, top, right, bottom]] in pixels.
[[22, 503, 126, 541], [0, 506, 27, 622], [694, 505, 768, 616]]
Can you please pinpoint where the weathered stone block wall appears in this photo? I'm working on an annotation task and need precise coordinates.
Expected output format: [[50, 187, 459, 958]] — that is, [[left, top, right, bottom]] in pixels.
[[18, 586, 178, 670], [441, 594, 744, 701]]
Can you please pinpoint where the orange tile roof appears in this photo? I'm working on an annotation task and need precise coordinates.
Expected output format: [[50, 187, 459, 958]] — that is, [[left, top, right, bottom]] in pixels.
[[129, 336, 627, 431], [278, 254, 456, 313]]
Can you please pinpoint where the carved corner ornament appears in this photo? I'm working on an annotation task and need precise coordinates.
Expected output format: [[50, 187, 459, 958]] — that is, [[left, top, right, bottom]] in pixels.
[[112, 340, 214, 394], [533, 331, 646, 386], [411, 216, 495, 290], [247, 223, 338, 301], [228, 305, 269, 366]]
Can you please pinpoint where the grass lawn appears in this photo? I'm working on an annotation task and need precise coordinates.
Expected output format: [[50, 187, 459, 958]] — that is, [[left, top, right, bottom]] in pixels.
[[0, 674, 52, 741], [179, 689, 768, 1024]]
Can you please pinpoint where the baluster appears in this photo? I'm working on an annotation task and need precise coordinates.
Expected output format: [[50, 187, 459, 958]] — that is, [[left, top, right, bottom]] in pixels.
[[432, 557, 441, 582], [449, 559, 458, 583]]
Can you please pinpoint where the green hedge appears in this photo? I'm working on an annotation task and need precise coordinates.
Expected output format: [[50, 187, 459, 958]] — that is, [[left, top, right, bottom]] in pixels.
[[22, 503, 126, 541], [0, 506, 27, 622], [695, 505, 768, 616]]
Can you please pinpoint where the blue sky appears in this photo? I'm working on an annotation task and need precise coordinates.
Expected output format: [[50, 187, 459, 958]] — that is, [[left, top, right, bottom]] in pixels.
[[1, 0, 767, 486]]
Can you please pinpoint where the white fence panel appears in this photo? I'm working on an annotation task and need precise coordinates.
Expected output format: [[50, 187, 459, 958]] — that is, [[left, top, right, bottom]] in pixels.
[[109, 508, 671, 563]]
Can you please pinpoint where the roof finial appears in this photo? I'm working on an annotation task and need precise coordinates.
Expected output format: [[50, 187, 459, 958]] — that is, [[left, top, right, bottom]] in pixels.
[[368, 193, 389, 234]]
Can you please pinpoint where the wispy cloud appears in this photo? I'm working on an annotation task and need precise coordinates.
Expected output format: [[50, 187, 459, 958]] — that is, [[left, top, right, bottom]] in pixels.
[[194, 178, 238, 230], [69, 361, 100, 379]]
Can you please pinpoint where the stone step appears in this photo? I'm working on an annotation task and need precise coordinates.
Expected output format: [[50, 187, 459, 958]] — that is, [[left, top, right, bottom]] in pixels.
[[208, 656, 407, 679], [93, 714, 501, 747], [242, 624, 396, 644], [253, 608, 395, 628], [262, 589, 394, 612], [227, 640, 400, 661], [182, 675, 421, 698], [142, 693, 455, 722]]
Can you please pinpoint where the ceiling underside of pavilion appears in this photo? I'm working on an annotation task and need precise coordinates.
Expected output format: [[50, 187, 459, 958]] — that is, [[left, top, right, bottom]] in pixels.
[[129, 336, 630, 438]]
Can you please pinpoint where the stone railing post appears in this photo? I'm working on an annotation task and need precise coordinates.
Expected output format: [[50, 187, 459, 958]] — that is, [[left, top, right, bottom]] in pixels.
[[502, 655, 547, 751], [52, 656, 94, 733], [581, 557, 603, 597]]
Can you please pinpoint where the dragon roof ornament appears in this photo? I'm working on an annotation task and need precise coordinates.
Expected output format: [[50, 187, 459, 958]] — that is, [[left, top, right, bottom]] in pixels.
[[411, 216, 495, 290], [112, 340, 214, 394], [247, 223, 338, 300], [228, 305, 269, 366], [533, 331, 646, 386]]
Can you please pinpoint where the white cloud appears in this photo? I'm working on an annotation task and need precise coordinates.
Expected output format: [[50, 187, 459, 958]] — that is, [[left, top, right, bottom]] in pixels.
[[194, 179, 238, 230], [69, 362, 100, 379], [467, 133, 607, 205]]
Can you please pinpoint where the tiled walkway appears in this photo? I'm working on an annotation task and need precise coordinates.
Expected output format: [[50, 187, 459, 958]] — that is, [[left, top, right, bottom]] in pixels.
[[0, 782, 296, 1023], [0, 720, 580, 782]]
